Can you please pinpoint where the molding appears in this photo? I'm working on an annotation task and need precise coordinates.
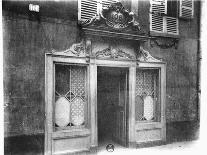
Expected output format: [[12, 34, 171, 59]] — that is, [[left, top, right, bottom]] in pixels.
[[79, 2, 140, 31], [51, 40, 87, 57], [137, 46, 162, 62], [82, 27, 149, 41], [96, 46, 135, 60]]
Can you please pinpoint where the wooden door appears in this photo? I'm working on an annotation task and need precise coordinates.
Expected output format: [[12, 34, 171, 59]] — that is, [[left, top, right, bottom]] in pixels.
[[113, 70, 128, 146]]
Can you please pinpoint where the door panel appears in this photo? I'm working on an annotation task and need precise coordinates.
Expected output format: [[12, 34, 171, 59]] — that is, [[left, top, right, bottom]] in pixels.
[[113, 70, 128, 146]]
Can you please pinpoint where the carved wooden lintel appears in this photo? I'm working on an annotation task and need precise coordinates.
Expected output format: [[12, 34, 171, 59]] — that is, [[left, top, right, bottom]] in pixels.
[[96, 46, 135, 60], [137, 46, 162, 62], [51, 40, 87, 57]]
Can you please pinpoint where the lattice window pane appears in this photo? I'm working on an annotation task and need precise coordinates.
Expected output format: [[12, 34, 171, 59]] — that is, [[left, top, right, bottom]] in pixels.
[[54, 64, 87, 130], [135, 69, 160, 122]]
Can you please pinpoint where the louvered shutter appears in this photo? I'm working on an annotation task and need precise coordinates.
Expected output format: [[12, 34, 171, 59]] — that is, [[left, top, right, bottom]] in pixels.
[[166, 16, 179, 35], [150, 0, 179, 35], [150, 13, 164, 33], [78, 0, 99, 21], [180, 0, 193, 19], [150, 0, 166, 33], [150, 0, 167, 15], [101, 0, 119, 8]]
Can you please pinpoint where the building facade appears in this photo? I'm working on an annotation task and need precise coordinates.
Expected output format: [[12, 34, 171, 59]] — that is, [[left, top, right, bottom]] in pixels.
[[3, 0, 200, 154]]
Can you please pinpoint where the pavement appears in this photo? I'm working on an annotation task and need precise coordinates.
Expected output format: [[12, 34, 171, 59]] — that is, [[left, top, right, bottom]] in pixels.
[[97, 140, 204, 155]]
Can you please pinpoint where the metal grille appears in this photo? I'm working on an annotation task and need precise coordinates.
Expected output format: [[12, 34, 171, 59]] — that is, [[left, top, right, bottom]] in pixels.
[[71, 97, 85, 126], [55, 64, 86, 128], [136, 70, 155, 96], [135, 69, 158, 121]]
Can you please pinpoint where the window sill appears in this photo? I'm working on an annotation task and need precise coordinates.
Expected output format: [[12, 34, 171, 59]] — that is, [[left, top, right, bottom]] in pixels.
[[52, 128, 90, 139], [150, 31, 180, 39], [135, 121, 162, 130]]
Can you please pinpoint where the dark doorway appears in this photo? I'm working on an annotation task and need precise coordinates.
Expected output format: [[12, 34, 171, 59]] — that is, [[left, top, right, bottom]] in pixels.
[[97, 66, 129, 148]]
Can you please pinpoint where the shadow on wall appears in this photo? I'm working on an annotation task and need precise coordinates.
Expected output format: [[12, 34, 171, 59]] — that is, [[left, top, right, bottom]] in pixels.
[[4, 134, 44, 155]]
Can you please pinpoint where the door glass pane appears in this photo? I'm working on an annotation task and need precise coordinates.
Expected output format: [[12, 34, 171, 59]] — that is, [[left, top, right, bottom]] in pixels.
[[54, 64, 87, 130], [135, 69, 160, 122]]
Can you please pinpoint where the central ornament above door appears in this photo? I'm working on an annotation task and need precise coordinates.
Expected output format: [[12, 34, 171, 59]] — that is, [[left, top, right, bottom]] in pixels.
[[79, 2, 140, 31], [101, 2, 139, 30]]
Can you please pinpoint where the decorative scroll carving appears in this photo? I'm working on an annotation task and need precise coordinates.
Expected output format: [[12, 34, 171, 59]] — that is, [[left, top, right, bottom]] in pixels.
[[137, 46, 162, 62], [150, 38, 179, 49], [51, 41, 86, 57], [79, 2, 140, 31], [96, 46, 135, 59]]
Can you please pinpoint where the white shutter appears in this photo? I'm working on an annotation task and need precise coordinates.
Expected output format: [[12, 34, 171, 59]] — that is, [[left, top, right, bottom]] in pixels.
[[101, 0, 119, 8], [150, 0, 167, 14], [150, 14, 179, 35], [166, 16, 179, 35], [78, 0, 120, 21], [150, 13, 164, 33], [179, 0, 194, 19], [78, 0, 99, 21]]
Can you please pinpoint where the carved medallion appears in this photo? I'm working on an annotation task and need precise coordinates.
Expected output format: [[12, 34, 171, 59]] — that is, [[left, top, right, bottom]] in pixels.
[[102, 2, 134, 30], [79, 2, 140, 31]]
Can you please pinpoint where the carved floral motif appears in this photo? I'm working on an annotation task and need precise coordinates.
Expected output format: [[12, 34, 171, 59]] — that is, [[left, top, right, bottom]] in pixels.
[[51, 41, 86, 57], [96, 46, 135, 59], [137, 46, 162, 62], [150, 38, 179, 49]]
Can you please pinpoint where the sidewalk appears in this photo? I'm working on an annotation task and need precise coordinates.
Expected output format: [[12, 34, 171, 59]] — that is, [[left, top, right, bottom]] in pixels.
[[98, 140, 202, 155]]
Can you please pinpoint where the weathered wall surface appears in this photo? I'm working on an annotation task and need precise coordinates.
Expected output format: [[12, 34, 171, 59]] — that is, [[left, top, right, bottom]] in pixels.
[[3, 11, 79, 136], [141, 0, 200, 122]]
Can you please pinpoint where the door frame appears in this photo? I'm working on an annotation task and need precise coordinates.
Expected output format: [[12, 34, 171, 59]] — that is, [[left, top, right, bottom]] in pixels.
[[93, 59, 137, 147]]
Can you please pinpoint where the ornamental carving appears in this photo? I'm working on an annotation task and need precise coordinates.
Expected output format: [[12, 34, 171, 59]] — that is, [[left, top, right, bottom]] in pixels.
[[137, 46, 162, 62], [150, 38, 179, 49], [79, 2, 140, 31], [51, 41, 87, 57], [96, 46, 135, 59]]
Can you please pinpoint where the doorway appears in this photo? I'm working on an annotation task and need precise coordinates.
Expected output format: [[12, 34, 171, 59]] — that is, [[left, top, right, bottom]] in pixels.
[[97, 66, 129, 148]]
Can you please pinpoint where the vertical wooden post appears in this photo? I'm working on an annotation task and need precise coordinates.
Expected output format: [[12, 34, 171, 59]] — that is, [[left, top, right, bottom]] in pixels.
[[89, 59, 98, 147], [128, 63, 136, 147], [45, 55, 53, 155], [161, 64, 166, 141]]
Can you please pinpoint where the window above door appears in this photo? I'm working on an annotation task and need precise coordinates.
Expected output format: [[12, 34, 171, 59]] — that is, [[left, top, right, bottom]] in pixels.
[[150, 0, 194, 37], [150, 0, 179, 36]]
